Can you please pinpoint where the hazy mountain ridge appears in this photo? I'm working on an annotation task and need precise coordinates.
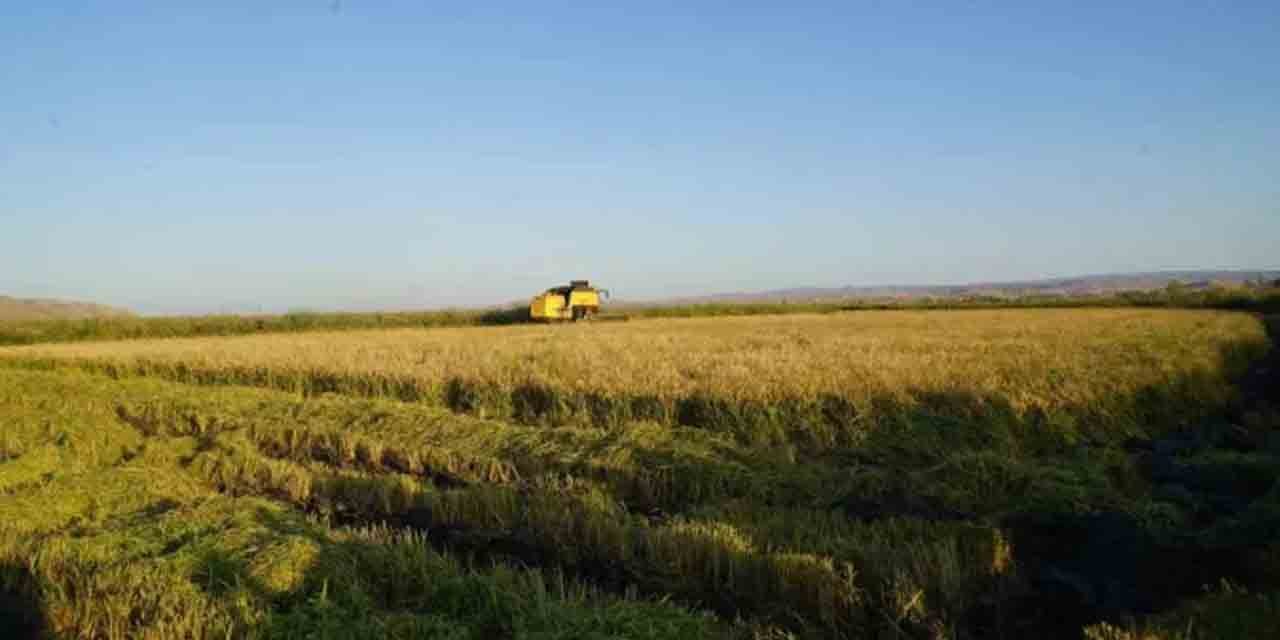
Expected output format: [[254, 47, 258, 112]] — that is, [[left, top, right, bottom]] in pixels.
[[625, 270, 1280, 306], [0, 296, 135, 322]]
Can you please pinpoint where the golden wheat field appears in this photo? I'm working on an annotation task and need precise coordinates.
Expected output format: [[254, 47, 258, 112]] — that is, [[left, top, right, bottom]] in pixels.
[[6, 309, 1255, 400], [1, 308, 1277, 640], [0, 305, 1259, 435]]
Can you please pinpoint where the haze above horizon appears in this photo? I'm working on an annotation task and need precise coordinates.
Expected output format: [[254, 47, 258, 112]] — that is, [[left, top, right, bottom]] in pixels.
[[3, 2, 1278, 314]]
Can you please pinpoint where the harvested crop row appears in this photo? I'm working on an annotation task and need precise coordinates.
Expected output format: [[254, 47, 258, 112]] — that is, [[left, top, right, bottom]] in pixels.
[[0, 369, 741, 640], [0, 368, 865, 635], [106, 376, 821, 512], [103, 377, 984, 638], [183, 434, 871, 637]]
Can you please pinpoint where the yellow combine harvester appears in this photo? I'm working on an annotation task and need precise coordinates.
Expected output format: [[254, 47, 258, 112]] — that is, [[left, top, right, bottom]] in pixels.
[[530, 280, 608, 321]]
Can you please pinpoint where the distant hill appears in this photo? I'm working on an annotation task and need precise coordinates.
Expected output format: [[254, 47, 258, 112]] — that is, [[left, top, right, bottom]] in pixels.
[[619, 270, 1280, 306], [0, 296, 134, 322]]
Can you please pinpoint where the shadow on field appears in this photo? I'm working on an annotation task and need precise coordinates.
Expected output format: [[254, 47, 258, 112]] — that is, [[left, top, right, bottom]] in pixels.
[[431, 326, 1274, 456], [477, 305, 531, 325], [797, 320, 1280, 637], [0, 564, 46, 640], [995, 316, 1280, 637]]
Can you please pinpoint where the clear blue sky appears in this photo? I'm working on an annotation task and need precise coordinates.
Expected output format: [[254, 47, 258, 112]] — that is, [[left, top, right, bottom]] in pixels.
[[3, 2, 1278, 314]]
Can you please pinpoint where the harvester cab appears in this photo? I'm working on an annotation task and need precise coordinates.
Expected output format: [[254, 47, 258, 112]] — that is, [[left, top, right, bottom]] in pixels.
[[530, 280, 608, 321]]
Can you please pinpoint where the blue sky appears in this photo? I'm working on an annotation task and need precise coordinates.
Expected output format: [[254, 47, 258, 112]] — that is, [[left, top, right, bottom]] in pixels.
[[3, 2, 1278, 314]]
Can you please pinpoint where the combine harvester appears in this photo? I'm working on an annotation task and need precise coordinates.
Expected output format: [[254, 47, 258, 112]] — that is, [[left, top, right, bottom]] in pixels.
[[529, 280, 616, 322]]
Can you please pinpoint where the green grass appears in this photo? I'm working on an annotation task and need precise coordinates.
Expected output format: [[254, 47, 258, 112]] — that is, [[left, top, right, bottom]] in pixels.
[[1083, 585, 1280, 639]]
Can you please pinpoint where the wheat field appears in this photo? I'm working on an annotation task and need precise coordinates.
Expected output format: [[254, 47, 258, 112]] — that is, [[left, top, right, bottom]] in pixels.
[[4, 309, 1266, 446], [0, 308, 1276, 639], [6, 309, 1255, 400]]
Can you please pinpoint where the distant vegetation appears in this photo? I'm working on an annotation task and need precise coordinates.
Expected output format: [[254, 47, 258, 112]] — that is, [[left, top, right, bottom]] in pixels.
[[0, 295, 132, 323], [1, 285, 1277, 347], [650, 270, 1280, 305], [0, 306, 530, 346], [639, 284, 1280, 318]]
